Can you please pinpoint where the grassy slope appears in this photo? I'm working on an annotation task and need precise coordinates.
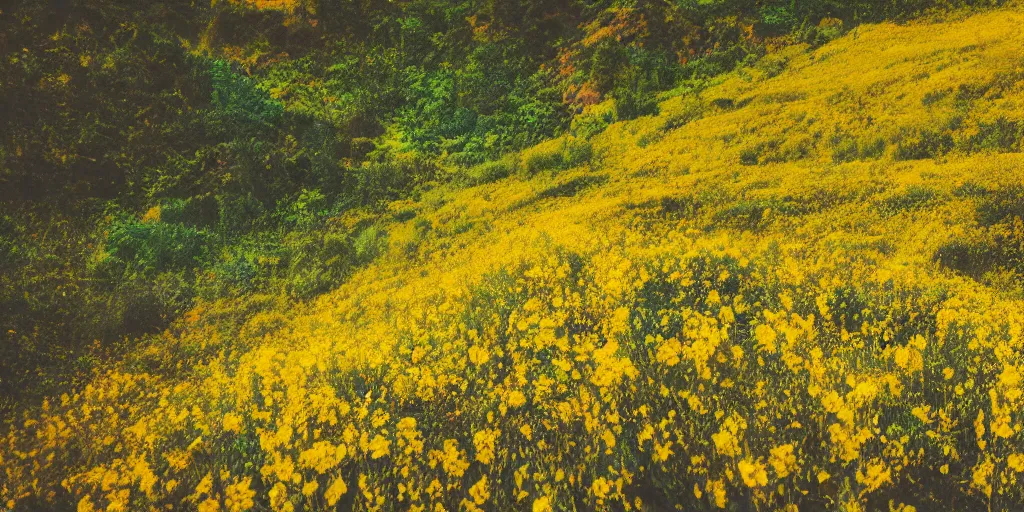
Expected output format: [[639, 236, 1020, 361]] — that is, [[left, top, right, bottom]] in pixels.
[[5, 7, 1024, 511]]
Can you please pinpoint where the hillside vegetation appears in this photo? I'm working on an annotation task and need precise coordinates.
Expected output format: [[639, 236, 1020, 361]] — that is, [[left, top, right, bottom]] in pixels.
[[4, 3, 1024, 512]]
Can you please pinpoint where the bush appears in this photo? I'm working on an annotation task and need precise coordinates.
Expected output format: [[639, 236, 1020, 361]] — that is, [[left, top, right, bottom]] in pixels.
[[739, 138, 796, 166], [206, 59, 284, 138], [875, 185, 939, 216], [976, 185, 1024, 226], [282, 189, 329, 228], [832, 133, 887, 163], [934, 239, 998, 278], [522, 137, 593, 175], [571, 102, 616, 140], [523, 143, 566, 175], [753, 54, 790, 79], [958, 117, 1022, 154], [713, 200, 776, 231], [462, 156, 519, 186], [354, 225, 388, 264], [112, 270, 195, 336], [356, 153, 439, 204], [797, 17, 845, 46], [100, 219, 212, 277], [664, 97, 706, 131], [536, 175, 609, 200], [285, 231, 356, 299], [893, 127, 954, 160], [613, 70, 660, 121], [935, 219, 1024, 281], [564, 137, 594, 168]]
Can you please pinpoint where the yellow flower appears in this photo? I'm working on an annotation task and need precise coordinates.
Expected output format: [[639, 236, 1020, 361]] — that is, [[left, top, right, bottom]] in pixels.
[[368, 434, 391, 459], [468, 345, 490, 365], [769, 444, 797, 478], [712, 430, 738, 457], [299, 441, 346, 474], [195, 472, 214, 498], [324, 476, 348, 506], [1008, 454, 1024, 473], [856, 461, 891, 492], [519, 424, 533, 441], [506, 390, 527, 408], [435, 439, 469, 479], [532, 496, 552, 512], [268, 482, 288, 510], [224, 477, 255, 512], [911, 405, 931, 423], [601, 429, 616, 451], [469, 475, 490, 505], [198, 498, 221, 512], [711, 414, 745, 458], [77, 496, 95, 512], [974, 410, 986, 450], [591, 477, 612, 500], [297, 480, 316, 497], [653, 439, 674, 462], [474, 428, 500, 465], [708, 479, 727, 509], [738, 458, 768, 488], [972, 458, 994, 497], [222, 412, 243, 433], [754, 324, 777, 353]]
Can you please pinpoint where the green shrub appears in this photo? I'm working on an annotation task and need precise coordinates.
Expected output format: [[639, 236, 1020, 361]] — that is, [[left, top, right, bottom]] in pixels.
[[893, 127, 954, 160], [958, 117, 1022, 154], [754, 54, 789, 79], [207, 59, 284, 138], [112, 271, 195, 336], [285, 231, 355, 299], [832, 135, 860, 163], [739, 138, 794, 165], [952, 181, 989, 198], [524, 144, 565, 175], [283, 189, 329, 228], [713, 200, 775, 231], [832, 134, 887, 163], [875, 185, 939, 215], [571, 103, 616, 140], [934, 239, 999, 278], [739, 146, 761, 166], [354, 226, 388, 264], [935, 221, 1024, 282], [356, 154, 439, 204], [663, 97, 706, 131], [613, 73, 660, 121], [797, 17, 845, 47], [536, 175, 609, 200], [522, 137, 593, 175], [100, 219, 212, 277], [158, 197, 218, 227], [976, 185, 1024, 226], [463, 155, 519, 186], [564, 138, 594, 168]]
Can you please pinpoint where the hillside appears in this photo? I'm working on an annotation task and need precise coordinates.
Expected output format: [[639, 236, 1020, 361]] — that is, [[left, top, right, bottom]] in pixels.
[[4, 4, 1024, 512]]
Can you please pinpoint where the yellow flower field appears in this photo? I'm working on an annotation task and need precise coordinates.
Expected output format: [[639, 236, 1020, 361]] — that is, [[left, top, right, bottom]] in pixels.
[[4, 6, 1024, 511]]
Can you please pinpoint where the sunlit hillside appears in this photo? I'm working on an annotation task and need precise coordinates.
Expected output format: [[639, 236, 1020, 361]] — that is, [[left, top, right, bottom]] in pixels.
[[4, 5, 1024, 512]]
